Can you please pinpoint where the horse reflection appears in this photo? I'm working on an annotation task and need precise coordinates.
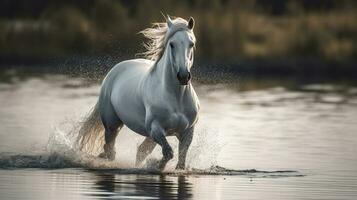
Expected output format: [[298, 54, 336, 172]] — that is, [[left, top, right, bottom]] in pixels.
[[89, 172, 193, 200]]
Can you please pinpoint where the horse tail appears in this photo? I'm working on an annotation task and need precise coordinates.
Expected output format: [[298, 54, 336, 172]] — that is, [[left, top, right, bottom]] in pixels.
[[76, 101, 105, 156]]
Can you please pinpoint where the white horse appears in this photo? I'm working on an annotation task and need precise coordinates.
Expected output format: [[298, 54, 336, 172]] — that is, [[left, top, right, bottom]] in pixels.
[[77, 16, 199, 170]]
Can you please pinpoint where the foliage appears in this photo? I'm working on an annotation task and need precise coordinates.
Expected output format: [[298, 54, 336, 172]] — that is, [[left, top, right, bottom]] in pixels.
[[0, 0, 356, 67]]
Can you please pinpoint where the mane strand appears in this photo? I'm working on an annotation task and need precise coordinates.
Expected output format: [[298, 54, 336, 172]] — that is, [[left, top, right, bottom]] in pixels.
[[138, 17, 193, 61]]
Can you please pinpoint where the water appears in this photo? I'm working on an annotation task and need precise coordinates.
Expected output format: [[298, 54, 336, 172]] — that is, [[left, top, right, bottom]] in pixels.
[[0, 68, 357, 199]]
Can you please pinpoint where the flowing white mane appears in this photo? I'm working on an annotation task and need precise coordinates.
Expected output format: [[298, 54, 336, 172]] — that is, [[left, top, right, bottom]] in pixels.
[[139, 17, 195, 61]]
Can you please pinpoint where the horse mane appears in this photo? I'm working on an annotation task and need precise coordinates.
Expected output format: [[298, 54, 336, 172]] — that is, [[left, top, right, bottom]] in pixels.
[[138, 17, 194, 61]]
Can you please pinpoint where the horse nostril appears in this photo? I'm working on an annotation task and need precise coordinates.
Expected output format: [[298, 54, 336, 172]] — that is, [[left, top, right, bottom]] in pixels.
[[177, 71, 190, 85], [177, 72, 181, 81]]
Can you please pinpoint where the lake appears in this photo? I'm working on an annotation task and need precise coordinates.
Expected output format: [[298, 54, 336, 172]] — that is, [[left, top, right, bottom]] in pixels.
[[0, 67, 357, 199]]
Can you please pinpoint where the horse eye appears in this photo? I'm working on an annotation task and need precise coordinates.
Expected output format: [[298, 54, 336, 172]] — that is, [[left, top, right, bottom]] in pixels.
[[170, 43, 174, 49]]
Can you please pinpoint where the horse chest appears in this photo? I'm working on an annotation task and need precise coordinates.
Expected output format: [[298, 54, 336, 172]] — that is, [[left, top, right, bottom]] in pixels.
[[150, 102, 198, 133]]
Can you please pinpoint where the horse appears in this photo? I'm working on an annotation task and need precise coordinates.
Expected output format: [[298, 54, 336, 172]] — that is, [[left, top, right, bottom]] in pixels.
[[77, 16, 199, 170]]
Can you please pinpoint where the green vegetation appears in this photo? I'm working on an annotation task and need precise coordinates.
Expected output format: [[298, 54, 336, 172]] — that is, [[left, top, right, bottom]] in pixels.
[[0, 0, 356, 71]]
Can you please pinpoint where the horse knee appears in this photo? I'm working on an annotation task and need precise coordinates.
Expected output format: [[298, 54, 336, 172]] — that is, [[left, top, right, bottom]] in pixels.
[[149, 122, 173, 161]]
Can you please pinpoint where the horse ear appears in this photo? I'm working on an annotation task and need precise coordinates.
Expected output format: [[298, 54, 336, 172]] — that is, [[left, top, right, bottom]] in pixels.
[[167, 15, 173, 28], [188, 17, 195, 30]]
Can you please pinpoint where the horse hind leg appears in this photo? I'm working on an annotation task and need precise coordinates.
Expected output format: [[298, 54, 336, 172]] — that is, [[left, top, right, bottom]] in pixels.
[[99, 125, 122, 160], [99, 103, 123, 160], [135, 137, 157, 167]]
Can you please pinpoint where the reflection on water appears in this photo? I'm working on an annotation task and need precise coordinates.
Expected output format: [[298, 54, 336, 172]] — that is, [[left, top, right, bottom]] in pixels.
[[91, 172, 192, 199], [0, 68, 357, 199]]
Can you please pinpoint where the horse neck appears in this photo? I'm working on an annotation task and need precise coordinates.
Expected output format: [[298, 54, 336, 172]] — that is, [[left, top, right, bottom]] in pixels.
[[151, 49, 187, 97]]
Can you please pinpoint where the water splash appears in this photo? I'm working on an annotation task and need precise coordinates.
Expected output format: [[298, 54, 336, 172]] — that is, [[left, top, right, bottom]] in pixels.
[[0, 125, 116, 169], [0, 123, 303, 178], [0, 151, 303, 177]]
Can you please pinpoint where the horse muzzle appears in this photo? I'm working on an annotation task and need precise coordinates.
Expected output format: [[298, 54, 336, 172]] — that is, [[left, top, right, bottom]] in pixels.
[[177, 71, 191, 85]]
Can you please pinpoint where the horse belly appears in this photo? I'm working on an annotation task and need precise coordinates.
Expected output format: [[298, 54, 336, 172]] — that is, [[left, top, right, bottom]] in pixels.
[[111, 79, 147, 136]]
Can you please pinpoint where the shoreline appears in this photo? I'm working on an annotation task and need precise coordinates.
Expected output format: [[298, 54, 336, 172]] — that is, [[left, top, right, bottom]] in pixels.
[[1, 55, 356, 79]]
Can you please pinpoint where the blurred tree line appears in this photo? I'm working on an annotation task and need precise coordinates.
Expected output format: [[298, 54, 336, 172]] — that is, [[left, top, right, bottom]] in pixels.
[[0, 0, 356, 69]]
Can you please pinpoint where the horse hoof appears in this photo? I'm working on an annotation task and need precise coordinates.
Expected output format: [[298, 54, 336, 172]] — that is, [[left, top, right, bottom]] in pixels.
[[107, 152, 116, 161], [159, 159, 168, 171], [175, 164, 185, 170], [135, 160, 144, 168], [98, 152, 115, 161], [98, 152, 107, 159]]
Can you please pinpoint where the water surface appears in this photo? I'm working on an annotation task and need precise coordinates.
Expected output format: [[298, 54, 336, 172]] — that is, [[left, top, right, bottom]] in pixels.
[[0, 68, 357, 199]]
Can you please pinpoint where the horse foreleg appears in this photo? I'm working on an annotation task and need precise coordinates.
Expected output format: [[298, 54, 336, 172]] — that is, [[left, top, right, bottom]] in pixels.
[[135, 137, 157, 167], [176, 127, 194, 170], [150, 122, 173, 170]]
